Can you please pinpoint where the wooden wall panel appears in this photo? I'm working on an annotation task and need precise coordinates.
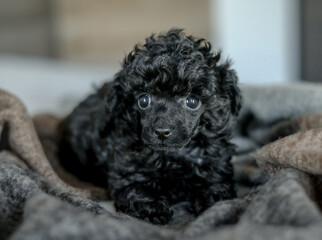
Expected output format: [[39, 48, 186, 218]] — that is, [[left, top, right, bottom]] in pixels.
[[0, 0, 210, 65], [0, 0, 53, 57], [53, 0, 210, 66]]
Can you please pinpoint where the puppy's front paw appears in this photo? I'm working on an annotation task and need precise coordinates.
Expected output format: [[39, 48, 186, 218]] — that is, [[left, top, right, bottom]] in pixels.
[[141, 201, 174, 225], [188, 195, 216, 216], [116, 199, 173, 225]]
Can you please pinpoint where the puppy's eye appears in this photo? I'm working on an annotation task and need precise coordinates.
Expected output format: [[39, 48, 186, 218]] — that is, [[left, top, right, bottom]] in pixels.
[[138, 94, 151, 110], [185, 96, 201, 110]]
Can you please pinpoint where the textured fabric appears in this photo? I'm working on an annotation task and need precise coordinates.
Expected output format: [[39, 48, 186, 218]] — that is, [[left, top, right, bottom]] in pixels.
[[0, 90, 93, 198], [255, 113, 322, 175], [257, 128, 322, 174], [0, 85, 322, 240], [240, 84, 322, 122]]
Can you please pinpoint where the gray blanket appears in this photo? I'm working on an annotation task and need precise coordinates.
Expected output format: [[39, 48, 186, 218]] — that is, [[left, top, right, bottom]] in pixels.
[[0, 84, 322, 240]]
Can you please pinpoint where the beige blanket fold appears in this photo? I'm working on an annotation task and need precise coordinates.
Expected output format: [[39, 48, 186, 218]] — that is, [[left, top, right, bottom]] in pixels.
[[256, 113, 322, 176], [0, 89, 106, 199]]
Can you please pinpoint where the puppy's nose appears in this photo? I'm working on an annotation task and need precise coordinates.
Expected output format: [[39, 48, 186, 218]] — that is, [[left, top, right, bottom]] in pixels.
[[155, 128, 172, 141]]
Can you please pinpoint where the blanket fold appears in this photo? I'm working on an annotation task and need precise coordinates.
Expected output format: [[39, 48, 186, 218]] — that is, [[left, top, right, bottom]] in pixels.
[[0, 90, 87, 196]]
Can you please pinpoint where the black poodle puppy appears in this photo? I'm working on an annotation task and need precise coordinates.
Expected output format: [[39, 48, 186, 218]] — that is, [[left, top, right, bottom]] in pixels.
[[59, 29, 242, 224]]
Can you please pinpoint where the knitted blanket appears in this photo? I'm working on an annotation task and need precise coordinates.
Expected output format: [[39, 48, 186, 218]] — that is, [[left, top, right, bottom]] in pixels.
[[0, 84, 321, 240]]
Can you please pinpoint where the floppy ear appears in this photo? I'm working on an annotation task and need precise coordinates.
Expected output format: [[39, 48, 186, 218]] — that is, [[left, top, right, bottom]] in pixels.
[[196, 41, 242, 116], [215, 62, 242, 116], [103, 77, 127, 127], [102, 72, 141, 135], [105, 82, 124, 115]]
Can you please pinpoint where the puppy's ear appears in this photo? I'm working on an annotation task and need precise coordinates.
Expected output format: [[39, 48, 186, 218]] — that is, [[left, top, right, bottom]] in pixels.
[[215, 62, 242, 116], [105, 79, 126, 118], [196, 41, 242, 116]]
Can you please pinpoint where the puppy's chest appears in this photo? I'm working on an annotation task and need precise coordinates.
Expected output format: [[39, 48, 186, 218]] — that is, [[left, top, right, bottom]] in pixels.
[[142, 157, 211, 202], [143, 164, 193, 189], [143, 153, 206, 183]]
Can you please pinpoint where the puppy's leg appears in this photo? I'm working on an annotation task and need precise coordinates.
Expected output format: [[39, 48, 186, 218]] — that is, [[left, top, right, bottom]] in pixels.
[[187, 160, 236, 215], [113, 185, 173, 225], [189, 181, 236, 215]]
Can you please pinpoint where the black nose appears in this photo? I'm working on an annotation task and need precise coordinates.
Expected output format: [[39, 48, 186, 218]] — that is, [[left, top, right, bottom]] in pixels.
[[155, 128, 172, 141]]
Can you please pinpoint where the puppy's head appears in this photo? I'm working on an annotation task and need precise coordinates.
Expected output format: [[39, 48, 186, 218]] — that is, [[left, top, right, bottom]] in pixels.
[[108, 29, 241, 151]]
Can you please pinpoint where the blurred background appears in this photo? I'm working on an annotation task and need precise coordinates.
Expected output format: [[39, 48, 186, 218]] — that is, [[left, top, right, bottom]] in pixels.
[[0, 0, 321, 115]]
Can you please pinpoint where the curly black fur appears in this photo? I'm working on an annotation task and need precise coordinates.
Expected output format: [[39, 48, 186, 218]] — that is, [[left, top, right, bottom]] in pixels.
[[58, 29, 242, 225]]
